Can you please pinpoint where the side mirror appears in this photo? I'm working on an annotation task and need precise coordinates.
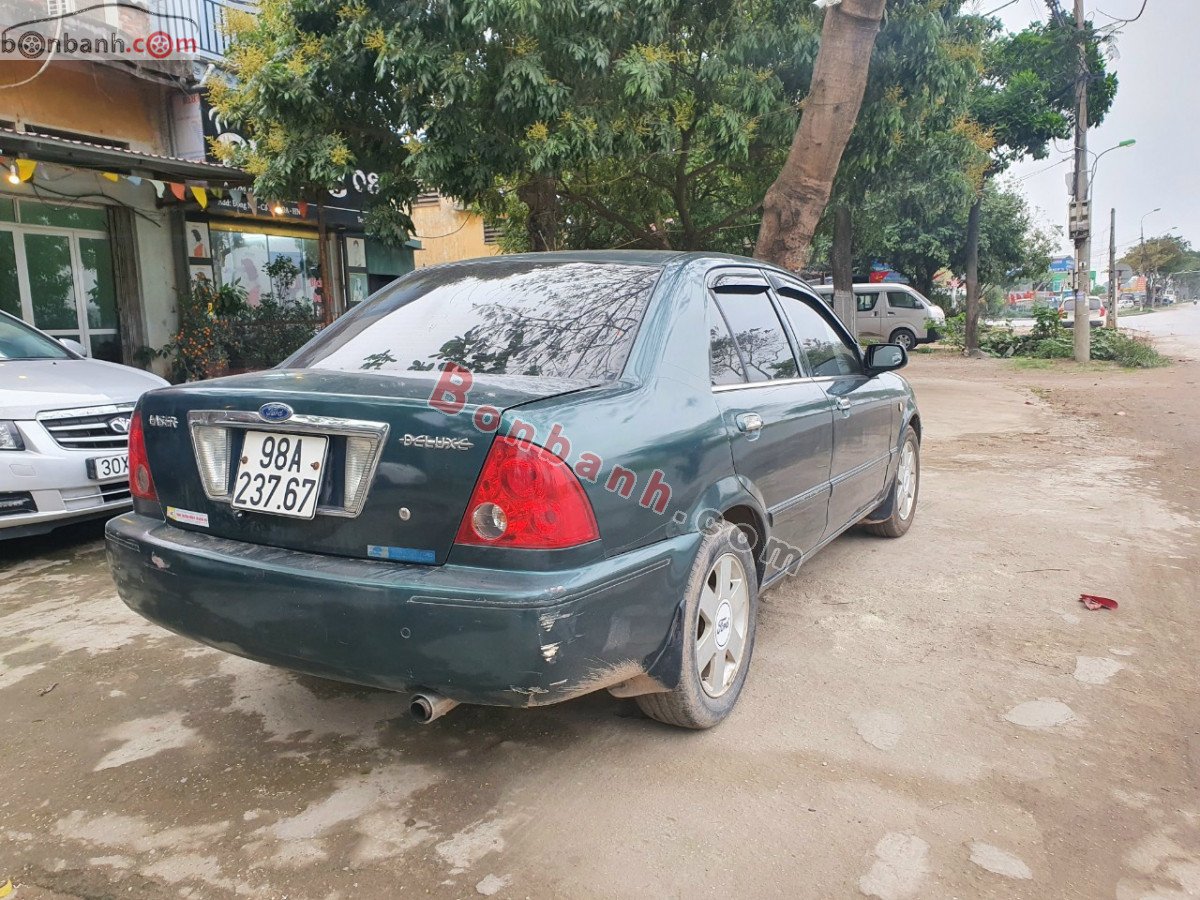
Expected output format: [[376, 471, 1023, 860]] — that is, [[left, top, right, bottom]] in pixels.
[[865, 342, 907, 374], [58, 337, 86, 356]]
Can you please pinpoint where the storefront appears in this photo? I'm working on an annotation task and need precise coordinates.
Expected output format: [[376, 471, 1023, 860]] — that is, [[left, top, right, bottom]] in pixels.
[[0, 196, 121, 360], [183, 205, 418, 317], [0, 125, 251, 370]]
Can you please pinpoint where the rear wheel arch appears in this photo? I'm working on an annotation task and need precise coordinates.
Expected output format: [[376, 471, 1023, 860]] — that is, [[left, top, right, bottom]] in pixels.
[[719, 503, 767, 584], [907, 412, 921, 442]]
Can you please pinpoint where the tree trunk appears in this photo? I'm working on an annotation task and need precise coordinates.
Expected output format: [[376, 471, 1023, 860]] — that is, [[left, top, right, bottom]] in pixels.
[[964, 192, 982, 353], [831, 204, 857, 337], [518, 174, 559, 251], [754, 0, 887, 270]]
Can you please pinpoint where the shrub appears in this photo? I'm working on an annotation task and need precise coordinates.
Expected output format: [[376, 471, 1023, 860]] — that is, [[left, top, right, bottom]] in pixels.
[[155, 258, 320, 382]]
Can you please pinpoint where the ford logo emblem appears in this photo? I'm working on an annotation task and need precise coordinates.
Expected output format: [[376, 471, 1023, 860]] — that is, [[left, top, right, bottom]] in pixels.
[[258, 402, 294, 423]]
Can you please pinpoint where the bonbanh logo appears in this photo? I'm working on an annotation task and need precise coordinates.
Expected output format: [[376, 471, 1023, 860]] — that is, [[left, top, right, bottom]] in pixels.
[[0, 1, 199, 62]]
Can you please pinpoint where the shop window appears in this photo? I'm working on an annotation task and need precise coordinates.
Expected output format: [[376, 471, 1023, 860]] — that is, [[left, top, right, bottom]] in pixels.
[[0, 199, 121, 360], [0, 233, 19, 317], [19, 199, 107, 231], [211, 227, 321, 307], [25, 234, 78, 330], [79, 238, 118, 330], [0, 197, 14, 222]]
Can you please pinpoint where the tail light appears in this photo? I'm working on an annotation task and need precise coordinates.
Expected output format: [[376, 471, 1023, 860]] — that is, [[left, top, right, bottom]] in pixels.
[[454, 436, 599, 549], [128, 409, 157, 501]]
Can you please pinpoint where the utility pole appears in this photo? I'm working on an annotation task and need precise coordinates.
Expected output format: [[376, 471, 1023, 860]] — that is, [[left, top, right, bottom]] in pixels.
[[1107, 208, 1117, 328], [1069, 0, 1091, 362]]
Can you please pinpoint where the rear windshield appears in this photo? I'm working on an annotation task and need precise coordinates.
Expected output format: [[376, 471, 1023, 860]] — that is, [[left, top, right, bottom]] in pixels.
[[289, 260, 660, 381]]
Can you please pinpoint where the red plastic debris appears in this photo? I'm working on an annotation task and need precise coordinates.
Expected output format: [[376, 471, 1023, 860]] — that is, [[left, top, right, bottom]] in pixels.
[[1080, 594, 1118, 611]]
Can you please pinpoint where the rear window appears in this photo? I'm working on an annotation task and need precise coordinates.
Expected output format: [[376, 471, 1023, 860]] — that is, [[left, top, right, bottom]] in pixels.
[[288, 260, 659, 380]]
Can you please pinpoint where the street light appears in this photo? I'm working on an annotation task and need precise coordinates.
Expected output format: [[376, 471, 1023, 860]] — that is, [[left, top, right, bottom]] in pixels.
[[1139, 208, 1162, 308], [1088, 139, 1136, 190], [1082, 140, 1135, 334]]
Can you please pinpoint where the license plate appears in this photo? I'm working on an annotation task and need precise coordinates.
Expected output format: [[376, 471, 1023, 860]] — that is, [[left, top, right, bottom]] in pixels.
[[232, 431, 328, 519], [88, 452, 128, 481]]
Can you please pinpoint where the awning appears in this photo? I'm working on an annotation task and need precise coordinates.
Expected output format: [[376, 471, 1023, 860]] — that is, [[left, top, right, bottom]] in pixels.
[[0, 126, 250, 184]]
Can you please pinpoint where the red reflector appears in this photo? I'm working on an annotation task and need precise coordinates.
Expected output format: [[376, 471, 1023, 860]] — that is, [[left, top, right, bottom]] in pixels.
[[455, 436, 599, 550], [128, 409, 157, 501]]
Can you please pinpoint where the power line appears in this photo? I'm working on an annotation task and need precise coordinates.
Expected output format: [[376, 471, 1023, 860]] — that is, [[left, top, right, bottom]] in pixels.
[[979, 0, 1022, 16], [1096, 0, 1149, 25]]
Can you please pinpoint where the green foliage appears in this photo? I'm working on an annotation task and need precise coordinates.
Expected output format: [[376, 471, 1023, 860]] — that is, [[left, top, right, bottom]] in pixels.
[[944, 305, 1166, 368], [849, 176, 1054, 297], [154, 277, 240, 382], [214, 0, 826, 250], [971, 15, 1119, 172], [1119, 234, 1200, 275], [154, 263, 317, 382]]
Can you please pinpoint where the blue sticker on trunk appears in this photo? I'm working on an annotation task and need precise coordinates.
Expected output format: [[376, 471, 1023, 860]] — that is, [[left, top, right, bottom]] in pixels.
[[367, 545, 437, 564]]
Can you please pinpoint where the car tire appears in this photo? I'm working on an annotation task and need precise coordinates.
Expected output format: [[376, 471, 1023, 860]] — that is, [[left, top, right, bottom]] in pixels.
[[636, 522, 758, 729], [862, 425, 920, 538], [889, 328, 917, 351]]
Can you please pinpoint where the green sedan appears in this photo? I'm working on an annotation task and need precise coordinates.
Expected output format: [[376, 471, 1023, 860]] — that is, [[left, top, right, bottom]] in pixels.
[[106, 251, 921, 729]]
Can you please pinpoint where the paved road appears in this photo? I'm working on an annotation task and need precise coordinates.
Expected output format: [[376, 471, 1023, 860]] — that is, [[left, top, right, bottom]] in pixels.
[[2, 356, 1199, 899], [1124, 302, 1200, 359]]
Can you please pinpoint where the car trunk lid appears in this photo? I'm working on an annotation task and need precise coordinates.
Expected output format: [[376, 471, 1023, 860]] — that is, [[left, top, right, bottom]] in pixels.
[[138, 368, 597, 564]]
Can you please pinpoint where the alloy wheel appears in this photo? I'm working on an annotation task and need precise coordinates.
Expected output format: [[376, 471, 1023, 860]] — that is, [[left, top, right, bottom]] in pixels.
[[897, 439, 918, 521], [696, 553, 750, 698]]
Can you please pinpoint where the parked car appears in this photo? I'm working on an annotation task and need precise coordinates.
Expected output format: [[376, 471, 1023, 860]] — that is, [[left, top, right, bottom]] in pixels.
[[107, 252, 921, 729], [0, 311, 168, 539], [1117, 296, 1137, 310], [811, 283, 945, 350], [1060, 295, 1106, 328]]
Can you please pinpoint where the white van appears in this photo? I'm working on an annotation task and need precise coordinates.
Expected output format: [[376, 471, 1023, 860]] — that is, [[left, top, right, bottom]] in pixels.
[[812, 283, 946, 350]]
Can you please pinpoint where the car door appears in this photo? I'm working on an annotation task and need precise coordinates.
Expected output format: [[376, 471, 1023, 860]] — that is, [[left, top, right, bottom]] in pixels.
[[885, 288, 927, 340], [856, 288, 885, 339], [770, 278, 896, 541], [707, 270, 833, 569]]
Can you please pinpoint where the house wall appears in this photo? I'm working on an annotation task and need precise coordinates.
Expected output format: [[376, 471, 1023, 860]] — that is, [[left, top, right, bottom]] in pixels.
[[0, 62, 171, 154], [410, 196, 500, 268]]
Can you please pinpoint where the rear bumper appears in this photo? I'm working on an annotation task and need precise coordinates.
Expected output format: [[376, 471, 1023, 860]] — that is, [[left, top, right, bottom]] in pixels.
[[105, 514, 699, 707]]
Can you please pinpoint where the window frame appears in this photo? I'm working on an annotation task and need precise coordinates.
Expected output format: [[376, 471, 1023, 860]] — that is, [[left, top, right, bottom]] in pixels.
[[706, 267, 805, 391], [885, 288, 924, 310], [767, 273, 865, 379]]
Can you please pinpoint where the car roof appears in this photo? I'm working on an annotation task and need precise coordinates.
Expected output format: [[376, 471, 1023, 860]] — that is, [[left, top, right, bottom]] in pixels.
[[414, 249, 823, 282]]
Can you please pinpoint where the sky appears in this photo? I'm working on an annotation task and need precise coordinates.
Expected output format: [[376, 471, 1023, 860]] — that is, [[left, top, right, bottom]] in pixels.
[[977, 0, 1198, 275]]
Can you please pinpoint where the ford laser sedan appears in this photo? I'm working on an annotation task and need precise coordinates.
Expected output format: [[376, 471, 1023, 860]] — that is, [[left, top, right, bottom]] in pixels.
[[106, 252, 921, 729], [1, 312, 167, 539]]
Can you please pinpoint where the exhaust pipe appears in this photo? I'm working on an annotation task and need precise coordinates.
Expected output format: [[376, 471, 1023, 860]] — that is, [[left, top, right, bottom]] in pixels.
[[409, 691, 459, 724]]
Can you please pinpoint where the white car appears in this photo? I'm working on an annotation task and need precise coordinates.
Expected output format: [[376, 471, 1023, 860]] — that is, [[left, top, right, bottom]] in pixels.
[[1060, 295, 1106, 328], [1, 311, 168, 539], [811, 283, 946, 350]]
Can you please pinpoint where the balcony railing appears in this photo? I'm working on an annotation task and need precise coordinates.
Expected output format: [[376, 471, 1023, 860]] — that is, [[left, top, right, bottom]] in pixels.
[[154, 0, 257, 62]]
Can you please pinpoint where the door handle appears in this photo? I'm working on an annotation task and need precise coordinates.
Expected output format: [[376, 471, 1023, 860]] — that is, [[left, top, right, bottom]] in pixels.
[[835, 397, 851, 413], [735, 412, 763, 434]]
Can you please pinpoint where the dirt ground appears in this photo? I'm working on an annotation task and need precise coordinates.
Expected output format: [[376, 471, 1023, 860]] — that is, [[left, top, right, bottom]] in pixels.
[[2, 326, 1199, 899]]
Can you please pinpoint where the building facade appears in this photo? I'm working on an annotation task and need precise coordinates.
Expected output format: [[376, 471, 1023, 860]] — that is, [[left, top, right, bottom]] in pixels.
[[1, 0, 501, 375]]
